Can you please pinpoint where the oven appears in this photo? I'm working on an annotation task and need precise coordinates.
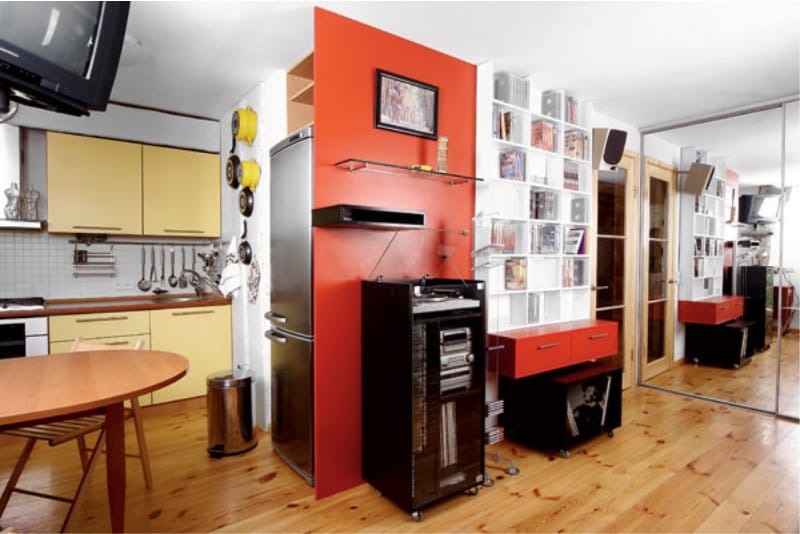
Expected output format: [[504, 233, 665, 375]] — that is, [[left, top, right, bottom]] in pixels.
[[0, 298, 48, 359]]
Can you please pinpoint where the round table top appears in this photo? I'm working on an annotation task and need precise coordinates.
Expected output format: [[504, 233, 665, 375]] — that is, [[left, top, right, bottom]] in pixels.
[[0, 350, 188, 427]]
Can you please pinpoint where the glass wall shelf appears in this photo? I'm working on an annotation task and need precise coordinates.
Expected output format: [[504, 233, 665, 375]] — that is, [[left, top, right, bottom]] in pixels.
[[334, 158, 483, 185]]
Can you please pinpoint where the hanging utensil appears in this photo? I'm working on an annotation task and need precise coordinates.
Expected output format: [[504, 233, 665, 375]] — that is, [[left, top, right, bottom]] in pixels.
[[137, 246, 151, 291], [179, 246, 188, 288], [168, 247, 178, 287], [160, 245, 166, 285], [149, 245, 158, 282]]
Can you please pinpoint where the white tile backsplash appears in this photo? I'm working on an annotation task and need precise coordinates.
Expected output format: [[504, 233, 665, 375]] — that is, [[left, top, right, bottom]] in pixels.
[[0, 230, 217, 299]]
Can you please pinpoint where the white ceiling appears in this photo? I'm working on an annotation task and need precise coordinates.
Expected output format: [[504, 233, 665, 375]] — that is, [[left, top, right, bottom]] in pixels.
[[113, 1, 800, 184]]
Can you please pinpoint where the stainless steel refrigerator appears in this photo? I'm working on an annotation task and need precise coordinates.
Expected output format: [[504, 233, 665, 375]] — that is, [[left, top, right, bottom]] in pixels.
[[265, 126, 314, 485]]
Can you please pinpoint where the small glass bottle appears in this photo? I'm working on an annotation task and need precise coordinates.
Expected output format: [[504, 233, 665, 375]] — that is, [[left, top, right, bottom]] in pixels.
[[4, 182, 20, 220], [20, 185, 40, 221]]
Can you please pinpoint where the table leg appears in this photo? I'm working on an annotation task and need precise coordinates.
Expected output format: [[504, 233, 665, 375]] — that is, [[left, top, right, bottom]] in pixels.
[[105, 402, 126, 532]]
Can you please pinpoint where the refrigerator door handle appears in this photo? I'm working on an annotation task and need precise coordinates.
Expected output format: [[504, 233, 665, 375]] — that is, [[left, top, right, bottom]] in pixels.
[[265, 311, 287, 324], [265, 330, 288, 344]]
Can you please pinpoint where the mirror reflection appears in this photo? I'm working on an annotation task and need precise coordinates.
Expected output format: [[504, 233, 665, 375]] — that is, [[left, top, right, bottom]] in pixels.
[[641, 102, 798, 419]]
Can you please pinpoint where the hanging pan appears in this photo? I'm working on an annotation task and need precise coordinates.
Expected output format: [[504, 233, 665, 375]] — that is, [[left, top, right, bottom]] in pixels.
[[239, 188, 254, 217], [225, 154, 241, 189], [231, 107, 257, 146], [240, 159, 260, 191]]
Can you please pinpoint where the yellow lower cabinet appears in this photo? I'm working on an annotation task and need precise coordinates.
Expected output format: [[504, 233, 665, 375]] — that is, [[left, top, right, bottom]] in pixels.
[[150, 305, 232, 404]]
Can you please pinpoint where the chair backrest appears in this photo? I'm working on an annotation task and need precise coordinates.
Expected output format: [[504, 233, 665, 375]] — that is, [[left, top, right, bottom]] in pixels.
[[70, 338, 144, 352]]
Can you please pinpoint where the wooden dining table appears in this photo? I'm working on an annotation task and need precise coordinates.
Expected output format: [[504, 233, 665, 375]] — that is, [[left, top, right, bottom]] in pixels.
[[0, 349, 188, 532]]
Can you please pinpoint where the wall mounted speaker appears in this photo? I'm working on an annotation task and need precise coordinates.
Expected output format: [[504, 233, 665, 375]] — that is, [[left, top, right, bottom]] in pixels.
[[683, 162, 715, 196], [592, 128, 627, 170]]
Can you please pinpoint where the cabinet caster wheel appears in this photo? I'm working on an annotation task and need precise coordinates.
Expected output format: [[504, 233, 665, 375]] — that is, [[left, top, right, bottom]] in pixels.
[[733, 364, 740, 369], [411, 510, 423, 522], [560, 449, 570, 458], [607, 429, 615, 437], [467, 486, 479, 496], [692, 358, 699, 364]]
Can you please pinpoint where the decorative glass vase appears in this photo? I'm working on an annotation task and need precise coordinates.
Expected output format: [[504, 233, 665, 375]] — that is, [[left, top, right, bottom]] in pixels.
[[4, 182, 20, 220], [20, 185, 40, 221]]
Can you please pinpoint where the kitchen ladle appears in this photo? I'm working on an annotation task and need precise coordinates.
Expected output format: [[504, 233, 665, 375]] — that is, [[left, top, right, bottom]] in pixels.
[[179, 247, 188, 288], [137, 246, 151, 291], [168, 247, 178, 287]]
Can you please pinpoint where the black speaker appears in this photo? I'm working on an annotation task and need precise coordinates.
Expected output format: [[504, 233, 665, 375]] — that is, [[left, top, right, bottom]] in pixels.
[[592, 128, 627, 170], [683, 162, 716, 197]]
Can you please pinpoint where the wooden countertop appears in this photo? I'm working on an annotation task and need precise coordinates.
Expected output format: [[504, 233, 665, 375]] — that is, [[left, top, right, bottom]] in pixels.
[[0, 293, 231, 319]]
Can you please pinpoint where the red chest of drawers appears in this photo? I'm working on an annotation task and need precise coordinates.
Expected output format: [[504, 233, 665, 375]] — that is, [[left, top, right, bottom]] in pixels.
[[489, 319, 619, 378], [678, 295, 744, 325]]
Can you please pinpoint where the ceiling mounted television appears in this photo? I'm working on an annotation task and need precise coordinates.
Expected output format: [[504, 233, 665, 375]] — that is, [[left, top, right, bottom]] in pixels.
[[0, 2, 130, 117], [739, 193, 782, 225]]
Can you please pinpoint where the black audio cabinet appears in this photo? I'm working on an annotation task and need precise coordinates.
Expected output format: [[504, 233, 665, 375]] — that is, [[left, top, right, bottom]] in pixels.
[[500, 363, 621, 457], [738, 266, 768, 354], [362, 278, 486, 520]]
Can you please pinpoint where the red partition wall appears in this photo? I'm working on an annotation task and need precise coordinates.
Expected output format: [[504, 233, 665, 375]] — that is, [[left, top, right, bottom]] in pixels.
[[313, 8, 476, 498]]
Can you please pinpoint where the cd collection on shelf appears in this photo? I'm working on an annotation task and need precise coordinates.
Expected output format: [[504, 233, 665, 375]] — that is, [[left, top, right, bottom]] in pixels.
[[530, 190, 559, 220], [531, 119, 556, 151], [505, 258, 527, 290], [564, 129, 589, 160], [531, 224, 561, 254], [499, 150, 526, 181], [562, 257, 586, 287], [491, 220, 518, 253], [563, 161, 581, 191]]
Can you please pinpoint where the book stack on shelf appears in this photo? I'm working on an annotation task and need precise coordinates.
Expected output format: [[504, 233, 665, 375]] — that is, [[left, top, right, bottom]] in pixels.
[[563, 129, 589, 160], [530, 224, 560, 254], [505, 258, 527, 290], [530, 190, 559, 220], [499, 150, 526, 181], [531, 119, 556, 151], [563, 161, 581, 191], [491, 220, 518, 253], [564, 227, 586, 255], [562, 257, 585, 287], [494, 108, 515, 142]]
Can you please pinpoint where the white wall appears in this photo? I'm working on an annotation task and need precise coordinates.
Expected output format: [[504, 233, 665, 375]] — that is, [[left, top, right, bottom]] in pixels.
[[221, 74, 287, 430]]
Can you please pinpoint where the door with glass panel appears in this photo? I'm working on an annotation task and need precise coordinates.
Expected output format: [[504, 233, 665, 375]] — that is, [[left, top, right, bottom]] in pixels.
[[593, 151, 639, 389], [640, 158, 677, 380]]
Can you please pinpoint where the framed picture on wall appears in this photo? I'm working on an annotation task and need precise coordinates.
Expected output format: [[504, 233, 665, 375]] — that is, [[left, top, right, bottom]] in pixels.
[[375, 69, 438, 139]]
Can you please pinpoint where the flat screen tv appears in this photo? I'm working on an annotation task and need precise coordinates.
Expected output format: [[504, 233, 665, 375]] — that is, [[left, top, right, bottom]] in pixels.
[[0, 2, 130, 116], [739, 193, 781, 224]]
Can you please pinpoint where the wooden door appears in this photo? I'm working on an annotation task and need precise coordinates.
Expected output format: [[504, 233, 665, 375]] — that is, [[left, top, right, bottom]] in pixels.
[[47, 132, 142, 234], [142, 145, 220, 237], [640, 158, 677, 381], [592, 151, 639, 389]]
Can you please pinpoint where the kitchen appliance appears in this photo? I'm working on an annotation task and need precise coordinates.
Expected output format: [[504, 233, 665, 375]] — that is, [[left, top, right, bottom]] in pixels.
[[361, 278, 486, 520], [264, 126, 314, 485], [0, 298, 48, 359]]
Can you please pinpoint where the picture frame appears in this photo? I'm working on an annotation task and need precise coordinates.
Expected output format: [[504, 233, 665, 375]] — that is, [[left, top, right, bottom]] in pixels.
[[375, 69, 438, 139]]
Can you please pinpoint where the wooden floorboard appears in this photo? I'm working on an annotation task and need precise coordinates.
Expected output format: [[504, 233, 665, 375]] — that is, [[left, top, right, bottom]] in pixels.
[[0, 386, 797, 533]]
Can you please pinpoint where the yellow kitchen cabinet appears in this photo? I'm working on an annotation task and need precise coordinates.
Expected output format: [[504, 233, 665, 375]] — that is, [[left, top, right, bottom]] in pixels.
[[149, 305, 231, 404], [47, 132, 143, 235], [49, 310, 152, 405], [142, 145, 221, 237]]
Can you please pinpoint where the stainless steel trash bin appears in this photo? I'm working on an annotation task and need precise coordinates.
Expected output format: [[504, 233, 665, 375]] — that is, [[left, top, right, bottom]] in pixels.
[[207, 370, 258, 457]]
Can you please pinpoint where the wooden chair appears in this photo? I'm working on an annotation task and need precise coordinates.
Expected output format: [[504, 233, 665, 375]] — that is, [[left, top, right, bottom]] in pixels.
[[0, 338, 151, 532]]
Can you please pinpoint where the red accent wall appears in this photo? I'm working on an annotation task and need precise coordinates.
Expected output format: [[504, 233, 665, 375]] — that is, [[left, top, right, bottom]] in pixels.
[[313, 8, 476, 498]]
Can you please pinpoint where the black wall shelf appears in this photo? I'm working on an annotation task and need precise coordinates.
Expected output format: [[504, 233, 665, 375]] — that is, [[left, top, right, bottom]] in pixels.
[[334, 158, 483, 185], [312, 204, 426, 230]]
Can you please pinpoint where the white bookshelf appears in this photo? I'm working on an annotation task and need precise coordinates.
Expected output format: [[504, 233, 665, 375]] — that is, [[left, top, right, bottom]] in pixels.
[[474, 63, 593, 333], [678, 147, 729, 301]]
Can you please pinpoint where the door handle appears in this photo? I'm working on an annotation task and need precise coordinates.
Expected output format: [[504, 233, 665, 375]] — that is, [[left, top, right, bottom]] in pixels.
[[265, 330, 287, 344], [265, 311, 287, 324]]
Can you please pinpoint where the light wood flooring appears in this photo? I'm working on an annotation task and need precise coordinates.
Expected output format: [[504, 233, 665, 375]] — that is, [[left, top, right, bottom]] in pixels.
[[646, 330, 799, 416], [1, 386, 798, 533]]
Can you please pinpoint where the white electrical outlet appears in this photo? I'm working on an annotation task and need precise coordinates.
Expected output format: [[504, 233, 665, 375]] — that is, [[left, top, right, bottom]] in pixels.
[[113, 281, 135, 290]]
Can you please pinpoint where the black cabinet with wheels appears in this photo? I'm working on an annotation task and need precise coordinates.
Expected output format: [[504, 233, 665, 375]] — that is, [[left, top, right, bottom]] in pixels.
[[362, 278, 486, 521], [500, 363, 621, 457], [685, 320, 753, 369]]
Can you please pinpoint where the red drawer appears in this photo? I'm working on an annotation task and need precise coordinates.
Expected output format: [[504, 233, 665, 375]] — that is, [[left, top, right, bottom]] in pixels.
[[491, 331, 571, 378], [679, 296, 744, 325], [571, 322, 618, 364]]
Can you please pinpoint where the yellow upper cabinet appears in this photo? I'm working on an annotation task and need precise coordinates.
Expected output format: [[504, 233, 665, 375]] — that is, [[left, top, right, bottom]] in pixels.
[[142, 145, 220, 237], [47, 132, 143, 234]]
